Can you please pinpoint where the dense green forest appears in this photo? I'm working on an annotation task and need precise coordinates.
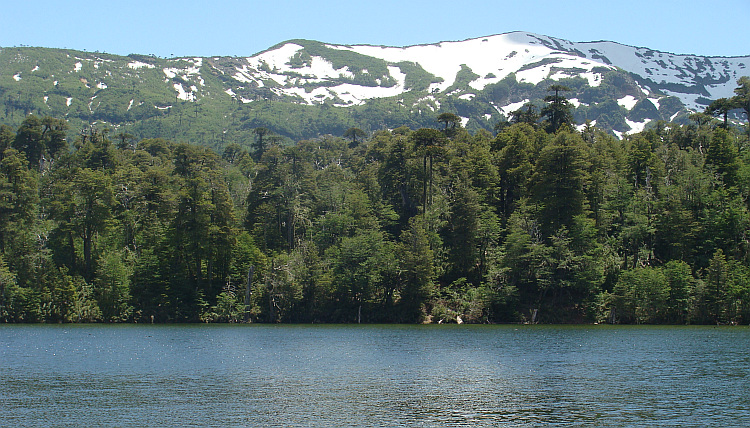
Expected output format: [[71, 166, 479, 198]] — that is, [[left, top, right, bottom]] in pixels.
[[1, 78, 749, 324]]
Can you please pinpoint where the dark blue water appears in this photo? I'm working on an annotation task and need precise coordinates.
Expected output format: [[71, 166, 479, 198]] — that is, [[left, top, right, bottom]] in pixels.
[[1, 324, 748, 427]]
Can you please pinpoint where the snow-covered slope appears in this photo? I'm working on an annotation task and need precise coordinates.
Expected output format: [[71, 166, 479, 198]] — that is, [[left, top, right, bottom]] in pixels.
[[220, 31, 748, 115], [2, 32, 747, 139]]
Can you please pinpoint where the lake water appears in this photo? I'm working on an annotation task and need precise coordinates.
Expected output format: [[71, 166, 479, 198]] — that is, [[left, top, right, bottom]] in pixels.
[[1, 324, 748, 427]]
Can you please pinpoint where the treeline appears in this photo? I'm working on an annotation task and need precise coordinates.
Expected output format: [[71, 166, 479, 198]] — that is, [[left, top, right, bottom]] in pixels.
[[1, 79, 750, 324]]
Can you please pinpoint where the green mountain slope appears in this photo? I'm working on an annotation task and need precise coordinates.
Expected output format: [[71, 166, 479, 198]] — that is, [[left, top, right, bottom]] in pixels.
[[1, 33, 747, 148]]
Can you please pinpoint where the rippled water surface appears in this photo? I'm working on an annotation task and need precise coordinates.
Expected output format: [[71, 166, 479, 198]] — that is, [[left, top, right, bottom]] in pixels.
[[2, 324, 749, 427]]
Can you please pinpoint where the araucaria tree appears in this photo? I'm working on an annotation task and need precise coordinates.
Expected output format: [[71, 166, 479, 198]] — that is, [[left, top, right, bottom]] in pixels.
[[541, 85, 573, 133], [410, 128, 445, 213]]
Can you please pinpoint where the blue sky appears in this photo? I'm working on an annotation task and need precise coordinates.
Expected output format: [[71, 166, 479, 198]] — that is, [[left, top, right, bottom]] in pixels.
[[2, 0, 748, 58]]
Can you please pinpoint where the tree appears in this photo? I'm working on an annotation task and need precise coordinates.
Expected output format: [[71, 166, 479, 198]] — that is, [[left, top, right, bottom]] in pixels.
[[171, 143, 236, 311], [662, 260, 696, 323], [410, 128, 445, 213], [343, 127, 367, 147], [613, 266, 670, 324], [0, 254, 17, 321], [531, 131, 589, 237], [252, 127, 270, 160], [0, 126, 15, 159], [689, 112, 714, 128], [705, 249, 729, 323], [116, 132, 136, 151], [222, 142, 245, 164], [13, 115, 44, 168], [444, 178, 481, 284], [705, 97, 736, 128], [541, 85, 573, 133], [437, 112, 461, 137], [41, 116, 68, 161], [398, 216, 435, 322], [12, 116, 68, 171], [706, 128, 739, 187], [510, 103, 540, 126], [0, 148, 38, 255], [71, 168, 115, 281], [492, 123, 540, 217], [732, 76, 750, 124]]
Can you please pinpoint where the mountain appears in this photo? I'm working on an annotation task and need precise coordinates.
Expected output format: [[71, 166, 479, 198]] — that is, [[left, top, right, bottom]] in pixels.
[[1, 32, 748, 144]]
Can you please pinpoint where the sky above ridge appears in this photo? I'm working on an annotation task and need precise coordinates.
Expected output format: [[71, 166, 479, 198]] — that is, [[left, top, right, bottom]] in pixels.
[[2, 0, 748, 58]]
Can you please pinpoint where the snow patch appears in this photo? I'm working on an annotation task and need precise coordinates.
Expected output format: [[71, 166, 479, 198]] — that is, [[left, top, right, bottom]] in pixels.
[[74, 62, 82, 72], [163, 58, 202, 85], [575, 120, 597, 132], [128, 61, 155, 69], [306, 56, 355, 79], [626, 118, 652, 134], [578, 71, 604, 87], [460, 116, 470, 127], [163, 68, 177, 79], [66, 97, 73, 106], [97, 82, 107, 89], [232, 70, 254, 84], [173, 83, 195, 101], [458, 94, 475, 100], [286, 82, 406, 106], [617, 95, 638, 110], [498, 99, 530, 115]]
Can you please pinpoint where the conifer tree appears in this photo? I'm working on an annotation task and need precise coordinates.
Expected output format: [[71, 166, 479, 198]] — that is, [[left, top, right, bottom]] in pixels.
[[541, 85, 573, 133]]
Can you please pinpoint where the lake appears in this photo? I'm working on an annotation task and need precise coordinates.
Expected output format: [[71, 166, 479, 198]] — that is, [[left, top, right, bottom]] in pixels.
[[1, 324, 748, 427]]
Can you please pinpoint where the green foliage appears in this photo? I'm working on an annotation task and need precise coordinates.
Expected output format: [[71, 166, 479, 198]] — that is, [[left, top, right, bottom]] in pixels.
[[396, 61, 443, 91], [541, 85, 573, 133], [613, 266, 670, 324], [3, 45, 738, 147], [1, 76, 750, 324]]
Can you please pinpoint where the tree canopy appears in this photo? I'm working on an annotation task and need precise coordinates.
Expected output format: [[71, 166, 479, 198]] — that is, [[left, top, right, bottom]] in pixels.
[[2, 78, 750, 324]]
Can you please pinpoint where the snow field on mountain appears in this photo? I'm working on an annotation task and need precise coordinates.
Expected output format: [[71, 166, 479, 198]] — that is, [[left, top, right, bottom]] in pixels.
[[233, 32, 619, 106]]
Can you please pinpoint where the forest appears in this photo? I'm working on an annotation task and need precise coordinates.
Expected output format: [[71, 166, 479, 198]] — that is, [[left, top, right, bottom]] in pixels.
[[1, 78, 749, 324]]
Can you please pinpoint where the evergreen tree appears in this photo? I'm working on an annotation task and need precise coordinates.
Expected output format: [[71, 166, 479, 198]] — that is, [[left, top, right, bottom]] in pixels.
[[541, 85, 573, 133], [343, 127, 367, 147], [437, 112, 461, 137], [410, 128, 445, 213], [531, 131, 589, 238], [509, 103, 540, 126], [705, 97, 737, 128]]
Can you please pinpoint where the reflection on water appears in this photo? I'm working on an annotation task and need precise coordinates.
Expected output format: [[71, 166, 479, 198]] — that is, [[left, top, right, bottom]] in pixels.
[[1, 324, 748, 427]]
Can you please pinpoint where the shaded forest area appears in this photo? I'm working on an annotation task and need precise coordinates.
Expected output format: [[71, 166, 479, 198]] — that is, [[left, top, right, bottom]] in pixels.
[[1, 78, 750, 324]]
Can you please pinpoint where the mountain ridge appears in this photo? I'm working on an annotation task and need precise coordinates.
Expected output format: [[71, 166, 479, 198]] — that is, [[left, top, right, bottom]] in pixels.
[[1, 31, 748, 144], [266, 31, 749, 59]]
